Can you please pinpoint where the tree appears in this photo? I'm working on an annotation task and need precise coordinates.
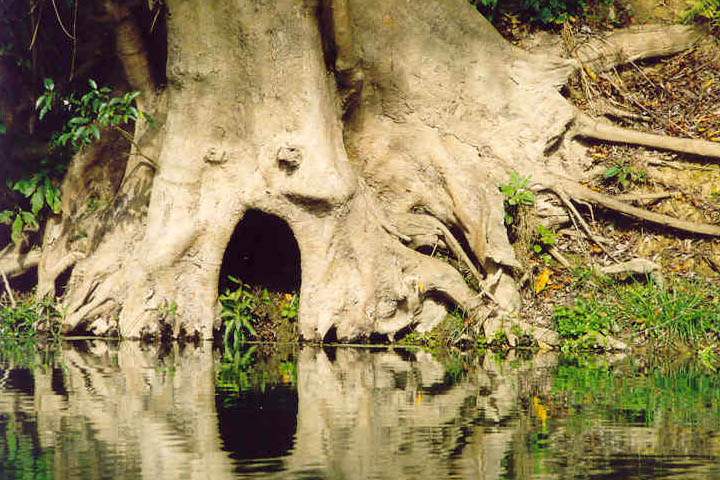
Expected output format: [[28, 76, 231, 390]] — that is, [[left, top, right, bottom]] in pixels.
[[2, 0, 719, 341]]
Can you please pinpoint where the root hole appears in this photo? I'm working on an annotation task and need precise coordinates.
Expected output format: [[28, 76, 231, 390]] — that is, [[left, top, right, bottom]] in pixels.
[[219, 210, 301, 294]]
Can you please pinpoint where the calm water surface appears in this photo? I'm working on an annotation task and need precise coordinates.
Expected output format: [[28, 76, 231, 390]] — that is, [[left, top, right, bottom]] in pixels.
[[0, 341, 719, 479]]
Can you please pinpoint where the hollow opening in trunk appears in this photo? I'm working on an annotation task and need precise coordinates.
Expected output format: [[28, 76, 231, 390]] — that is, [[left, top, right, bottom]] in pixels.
[[219, 210, 301, 295]]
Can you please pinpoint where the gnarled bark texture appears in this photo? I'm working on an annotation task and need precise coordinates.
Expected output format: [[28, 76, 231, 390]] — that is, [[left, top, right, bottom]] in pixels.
[[32, 0, 719, 340]]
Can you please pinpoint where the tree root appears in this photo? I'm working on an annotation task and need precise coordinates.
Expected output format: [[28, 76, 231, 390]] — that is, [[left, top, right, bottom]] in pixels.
[[554, 180, 720, 237], [575, 113, 720, 159], [0, 248, 41, 279], [572, 24, 703, 74]]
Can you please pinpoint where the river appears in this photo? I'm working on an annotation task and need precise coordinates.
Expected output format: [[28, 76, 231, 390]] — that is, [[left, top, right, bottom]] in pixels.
[[0, 341, 719, 479]]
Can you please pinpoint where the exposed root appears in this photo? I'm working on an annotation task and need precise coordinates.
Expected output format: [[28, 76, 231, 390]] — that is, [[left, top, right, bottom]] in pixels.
[[555, 180, 720, 237], [615, 192, 673, 204], [572, 24, 703, 74], [1, 270, 16, 307], [575, 113, 720, 159], [0, 248, 41, 279], [554, 188, 618, 260]]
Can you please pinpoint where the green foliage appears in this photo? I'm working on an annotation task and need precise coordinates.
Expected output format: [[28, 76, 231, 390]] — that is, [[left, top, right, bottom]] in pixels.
[[35, 78, 56, 121], [38, 78, 148, 149], [470, 0, 615, 25], [554, 277, 720, 350], [219, 277, 260, 350], [0, 171, 62, 244], [682, 0, 720, 28], [280, 293, 299, 320], [602, 163, 647, 189], [500, 171, 535, 224], [554, 299, 615, 339], [533, 224, 558, 262], [0, 296, 63, 339]]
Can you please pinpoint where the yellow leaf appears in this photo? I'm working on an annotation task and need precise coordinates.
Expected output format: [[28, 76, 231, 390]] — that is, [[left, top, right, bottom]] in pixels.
[[534, 268, 552, 294]]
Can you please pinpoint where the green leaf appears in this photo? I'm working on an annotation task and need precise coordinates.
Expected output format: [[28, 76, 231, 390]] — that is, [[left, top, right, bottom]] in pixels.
[[12, 178, 37, 197], [0, 210, 13, 224], [68, 116, 90, 126], [88, 79, 98, 90], [20, 211, 38, 230], [30, 189, 44, 215], [0, 122, 6, 135], [604, 166, 622, 179], [43, 78, 54, 91], [11, 215, 23, 244]]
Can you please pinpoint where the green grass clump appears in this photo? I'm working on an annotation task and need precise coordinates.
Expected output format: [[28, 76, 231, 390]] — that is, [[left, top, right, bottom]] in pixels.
[[553, 276, 720, 350]]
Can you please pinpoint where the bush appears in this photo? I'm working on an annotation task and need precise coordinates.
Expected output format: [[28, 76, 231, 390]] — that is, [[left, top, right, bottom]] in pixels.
[[0, 296, 63, 339]]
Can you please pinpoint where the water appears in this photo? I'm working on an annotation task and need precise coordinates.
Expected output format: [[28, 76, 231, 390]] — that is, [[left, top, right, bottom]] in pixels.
[[1, 341, 719, 479]]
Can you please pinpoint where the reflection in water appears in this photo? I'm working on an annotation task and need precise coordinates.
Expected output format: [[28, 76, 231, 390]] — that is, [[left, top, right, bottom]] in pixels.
[[0, 342, 719, 479]]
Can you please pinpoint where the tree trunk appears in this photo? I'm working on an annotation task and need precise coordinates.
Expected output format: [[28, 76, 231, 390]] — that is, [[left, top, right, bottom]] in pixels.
[[34, 0, 718, 340]]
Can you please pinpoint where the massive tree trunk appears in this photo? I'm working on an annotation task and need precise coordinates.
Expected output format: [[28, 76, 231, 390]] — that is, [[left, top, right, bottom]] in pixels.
[[28, 0, 719, 340]]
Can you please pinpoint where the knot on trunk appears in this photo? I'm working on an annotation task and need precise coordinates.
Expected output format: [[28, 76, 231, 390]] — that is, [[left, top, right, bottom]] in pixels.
[[203, 147, 228, 165], [277, 146, 302, 174]]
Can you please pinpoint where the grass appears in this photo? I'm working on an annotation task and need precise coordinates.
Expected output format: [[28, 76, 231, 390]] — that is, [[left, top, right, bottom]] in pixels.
[[553, 274, 720, 354]]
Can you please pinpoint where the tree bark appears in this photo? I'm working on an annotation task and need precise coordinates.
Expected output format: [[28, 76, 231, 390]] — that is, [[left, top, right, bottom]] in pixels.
[[36, 0, 720, 341]]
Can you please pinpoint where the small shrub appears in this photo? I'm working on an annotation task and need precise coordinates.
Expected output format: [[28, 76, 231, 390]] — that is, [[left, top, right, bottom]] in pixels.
[[554, 277, 720, 349], [500, 171, 535, 225], [0, 171, 62, 244], [0, 296, 63, 339], [532, 224, 558, 262], [603, 163, 647, 190], [38, 78, 150, 150], [554, 299, 615, 339]]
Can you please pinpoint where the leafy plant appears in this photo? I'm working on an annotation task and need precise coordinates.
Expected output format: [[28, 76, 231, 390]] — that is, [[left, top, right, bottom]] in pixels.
[[280, 293, 299, 320], [522, 0, 614, 25], [554, 299, 615, 339], [533, 224, 558, 262], [219, 277, 260, 350], [500, 171, 535, 224], [602, 163, 647, 189], [682, 0, 720, 29], [0, 296, 63, 339], [35, 78, 56, 121], [38, 78, 149, 149], [0, 171, 62, 244]]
